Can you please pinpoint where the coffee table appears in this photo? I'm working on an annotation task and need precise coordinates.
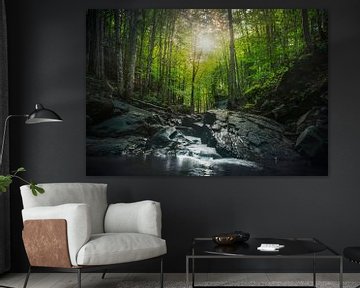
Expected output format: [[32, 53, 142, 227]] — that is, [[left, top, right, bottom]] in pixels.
[[186, 237, 343, 288]]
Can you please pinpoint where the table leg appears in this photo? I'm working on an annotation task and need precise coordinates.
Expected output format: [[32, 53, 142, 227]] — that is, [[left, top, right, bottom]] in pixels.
[[313, 254, 316, 287], [186, 257, 189, 288], [339, 257, 343, 288], [192, 246, 195, 288], [192, 257, 195, 288]]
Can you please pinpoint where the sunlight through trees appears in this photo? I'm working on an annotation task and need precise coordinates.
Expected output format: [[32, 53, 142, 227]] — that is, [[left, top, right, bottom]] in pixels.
[[86, 9, 328, 113]]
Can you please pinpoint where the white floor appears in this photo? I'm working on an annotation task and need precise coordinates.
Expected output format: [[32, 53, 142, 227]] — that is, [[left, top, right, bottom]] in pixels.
[[0, 273, 359, 288]]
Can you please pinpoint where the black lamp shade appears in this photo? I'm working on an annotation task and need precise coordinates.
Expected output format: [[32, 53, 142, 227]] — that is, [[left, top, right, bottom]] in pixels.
[[25, 104, 63, 124]]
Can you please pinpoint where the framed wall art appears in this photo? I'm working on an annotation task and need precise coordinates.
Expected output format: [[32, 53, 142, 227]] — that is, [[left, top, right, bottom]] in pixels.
[[86, 8, 328, 176]]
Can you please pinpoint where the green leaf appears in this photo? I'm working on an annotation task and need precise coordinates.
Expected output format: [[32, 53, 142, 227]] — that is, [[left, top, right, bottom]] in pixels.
[[30, 182, 38, 196], [0, 175, 13, 192], [15, 167, 26, 173], [30, 181, 44, 196], [11, 167, 26, 175], [35, 186, 45, 194]]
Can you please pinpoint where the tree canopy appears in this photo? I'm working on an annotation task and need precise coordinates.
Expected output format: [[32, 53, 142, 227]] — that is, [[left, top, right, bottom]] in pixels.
[[86, 8, 328, 113]]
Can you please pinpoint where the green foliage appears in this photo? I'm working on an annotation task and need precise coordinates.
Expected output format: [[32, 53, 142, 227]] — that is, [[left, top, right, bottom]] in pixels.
[[143, 92, 163, 107], [244, 66, 288, 105], [87, 8, 327, 113], [15, 167, 26, 173], [244, 84, 268, 103], [243, 103, 256, 110], [0, 167, 43, 196], [0, 175, 12, 192], [30, 181, 45, 196]]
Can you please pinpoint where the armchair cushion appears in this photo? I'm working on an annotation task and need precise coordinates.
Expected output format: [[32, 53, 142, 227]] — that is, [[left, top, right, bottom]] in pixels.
[[104, 201, 162, 237], [76, 233, 167, 266], [22, 203, 91, 266], [20, 183, 108, 234]]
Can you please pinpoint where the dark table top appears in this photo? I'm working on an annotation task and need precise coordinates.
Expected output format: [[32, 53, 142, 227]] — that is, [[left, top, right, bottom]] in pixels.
[[191, 238, 339, 257]]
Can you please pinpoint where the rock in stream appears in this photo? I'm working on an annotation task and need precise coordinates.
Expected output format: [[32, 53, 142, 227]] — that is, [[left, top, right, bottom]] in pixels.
[[86, 100, 324, 176]]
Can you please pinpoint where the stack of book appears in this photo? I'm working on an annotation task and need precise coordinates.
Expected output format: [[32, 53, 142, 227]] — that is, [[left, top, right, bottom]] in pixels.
[[257, 243, 285, 252]]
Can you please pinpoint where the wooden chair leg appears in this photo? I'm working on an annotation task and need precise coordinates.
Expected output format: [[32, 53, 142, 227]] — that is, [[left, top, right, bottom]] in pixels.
[[22, 266, 31, 288], [77, 269, 81, 288]]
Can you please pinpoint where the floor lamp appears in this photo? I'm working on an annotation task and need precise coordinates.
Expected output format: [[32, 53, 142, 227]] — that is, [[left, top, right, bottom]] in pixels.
[[0, 104, 63, 167], [0, 103, 62, 288]]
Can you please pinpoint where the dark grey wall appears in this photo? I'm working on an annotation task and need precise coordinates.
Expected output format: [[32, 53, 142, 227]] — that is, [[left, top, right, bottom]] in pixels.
[[5, 0, 360, 273]]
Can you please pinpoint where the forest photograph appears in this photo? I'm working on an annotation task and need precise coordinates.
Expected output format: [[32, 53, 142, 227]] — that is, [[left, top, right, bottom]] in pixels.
[[86, 8, 328, 176]]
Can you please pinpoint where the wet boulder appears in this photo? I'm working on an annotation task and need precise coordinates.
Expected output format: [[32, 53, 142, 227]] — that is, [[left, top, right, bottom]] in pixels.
[[203, 111, 217, 125], [86, 136, 147, 156], [149, 127, 191, 148], [149, 127, 177, 147], [87, 102, 161, 138], [181, 116, 198, 127], [296, 106, 328, 134], [86, 94, 114, 125], [205, 109, 301, 162], [295, 125, 327, 160]]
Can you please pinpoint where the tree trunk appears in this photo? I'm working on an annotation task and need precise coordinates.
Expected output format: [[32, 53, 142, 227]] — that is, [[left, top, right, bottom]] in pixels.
[[264, 10, 274, 67], [242, 10, 252, 55], [302, 9, 312, 51], [316, 9, 326, 41], [145, 9, 157, 95], [280, 10, 289, 64], [126, 10, 139, 99], [138, 10, 147, 98], [234, 49, 242, 94], [166, 13, 176, 105], [94, 10, 105, 79], [157, 10, 164, 97], [227, 9, 237, 104], [114, 10, 124, 95], [160, 16, 171, 103], [190, 33, 201, 113], [190, 51, 196, 113]]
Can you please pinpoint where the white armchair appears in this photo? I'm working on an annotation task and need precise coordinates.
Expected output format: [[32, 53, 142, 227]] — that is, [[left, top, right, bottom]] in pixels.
[[20, 183, 166, 288]]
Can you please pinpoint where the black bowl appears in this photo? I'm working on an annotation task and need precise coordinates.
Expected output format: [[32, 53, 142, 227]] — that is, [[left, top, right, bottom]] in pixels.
[[212, 231, 250, 246], [212, 234, 237, 245], [233, 230, 250, 242]]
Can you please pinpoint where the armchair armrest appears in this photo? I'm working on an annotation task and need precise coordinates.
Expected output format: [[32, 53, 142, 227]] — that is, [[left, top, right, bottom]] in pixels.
[[22, 203, 91, 266], [104, 200, 162, 237]]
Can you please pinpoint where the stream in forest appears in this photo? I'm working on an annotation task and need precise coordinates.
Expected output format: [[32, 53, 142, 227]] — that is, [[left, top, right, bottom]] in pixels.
[[87, 134, 324, 176], [87, 133, 262, 176]]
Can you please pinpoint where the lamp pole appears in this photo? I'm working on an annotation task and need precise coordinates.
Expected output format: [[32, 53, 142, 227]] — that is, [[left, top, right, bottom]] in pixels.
[[0, 114, 28, 168]]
